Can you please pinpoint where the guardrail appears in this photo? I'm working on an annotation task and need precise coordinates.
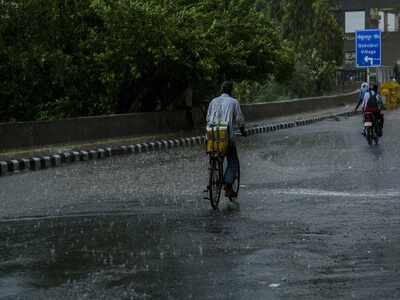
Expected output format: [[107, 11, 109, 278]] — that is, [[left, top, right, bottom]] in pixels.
[[0, 111, 191, 151], [241, 91, 358, 122], [0, 91, 358, 152], [0, 110, 356, 177]]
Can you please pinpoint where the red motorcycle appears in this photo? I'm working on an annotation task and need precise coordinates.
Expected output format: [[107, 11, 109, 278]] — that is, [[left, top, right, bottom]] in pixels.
[[364, 111, 382, 146]]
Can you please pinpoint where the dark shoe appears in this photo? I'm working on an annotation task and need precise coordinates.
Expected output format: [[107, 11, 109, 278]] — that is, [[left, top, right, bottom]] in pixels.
[[224, 185, 232, 197], [229, 191, 238, 199], [224, 185, 237, 198]]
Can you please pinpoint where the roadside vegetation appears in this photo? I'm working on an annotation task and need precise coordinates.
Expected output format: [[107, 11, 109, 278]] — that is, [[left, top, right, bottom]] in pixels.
[[0, 0, 343, 122]]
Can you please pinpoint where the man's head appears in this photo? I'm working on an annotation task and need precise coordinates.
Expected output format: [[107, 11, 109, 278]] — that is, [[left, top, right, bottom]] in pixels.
[[372, 84, 378, 93], [361, 82, 368, 91], [221, 81, 234, 96]]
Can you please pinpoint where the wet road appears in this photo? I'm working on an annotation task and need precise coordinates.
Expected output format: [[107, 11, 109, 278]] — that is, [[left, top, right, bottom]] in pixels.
[[1, 111, 400, 299]]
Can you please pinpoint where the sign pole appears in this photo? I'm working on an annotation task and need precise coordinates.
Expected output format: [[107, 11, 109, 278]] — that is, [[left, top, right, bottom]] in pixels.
[[356, 29, 381, 86]]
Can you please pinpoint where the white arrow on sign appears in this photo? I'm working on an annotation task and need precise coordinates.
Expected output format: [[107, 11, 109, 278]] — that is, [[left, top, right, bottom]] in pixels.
[[364, 56, 374, 65]]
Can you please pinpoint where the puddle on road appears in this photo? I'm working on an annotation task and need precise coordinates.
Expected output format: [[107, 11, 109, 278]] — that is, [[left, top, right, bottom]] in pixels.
[[0, 276, 32, 298], [0, 210, 267, 299]]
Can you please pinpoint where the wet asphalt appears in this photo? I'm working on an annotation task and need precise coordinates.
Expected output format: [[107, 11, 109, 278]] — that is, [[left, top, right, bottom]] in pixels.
[[1, 111, 400, 299]]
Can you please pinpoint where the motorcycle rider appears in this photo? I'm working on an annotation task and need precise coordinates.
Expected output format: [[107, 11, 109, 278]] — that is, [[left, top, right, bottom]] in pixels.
[[354, 82, 369, 112], [362, 84, 384, 137]]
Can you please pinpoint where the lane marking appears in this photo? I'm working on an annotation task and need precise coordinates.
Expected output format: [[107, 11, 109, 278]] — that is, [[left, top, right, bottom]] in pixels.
[[271, 188, 400, 198], [0, 210, 173, 224]]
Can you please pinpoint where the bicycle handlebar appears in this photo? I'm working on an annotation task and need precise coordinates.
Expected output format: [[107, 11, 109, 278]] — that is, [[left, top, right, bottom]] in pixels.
[[234, 130, 247, 137]]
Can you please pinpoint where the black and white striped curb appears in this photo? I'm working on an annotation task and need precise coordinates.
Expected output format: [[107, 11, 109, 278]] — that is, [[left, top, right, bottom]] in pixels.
[[0, 111, 355, 177]]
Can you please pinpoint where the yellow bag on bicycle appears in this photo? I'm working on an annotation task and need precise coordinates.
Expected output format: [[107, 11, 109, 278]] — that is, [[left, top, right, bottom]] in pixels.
[[206, 124, 229, 155]]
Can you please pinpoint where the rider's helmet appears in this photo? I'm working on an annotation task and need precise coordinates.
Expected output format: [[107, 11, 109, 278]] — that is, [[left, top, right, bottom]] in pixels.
[[360, 82, 369, 100], [361, 82, 368, 91]]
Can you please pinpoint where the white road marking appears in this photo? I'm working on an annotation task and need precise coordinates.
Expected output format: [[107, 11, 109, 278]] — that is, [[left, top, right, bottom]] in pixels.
[[271, 188, 400, 198]]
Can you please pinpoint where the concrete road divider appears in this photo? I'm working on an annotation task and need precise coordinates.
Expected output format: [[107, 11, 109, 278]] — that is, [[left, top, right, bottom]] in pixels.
[[80, 151, 89, 161], [20, 158, 30, 171], [8, 160, 19, 173], [30, 158, 41, 171], [97, 149, 106, 159], [88, 150, 98, 160], [0, 110, 355, 177], [51, 155, 62, 167], [0, 110, 190, 151], [0, 161, 8, 176], [41, 156, 51, 169], [0, 91, 358, 152]]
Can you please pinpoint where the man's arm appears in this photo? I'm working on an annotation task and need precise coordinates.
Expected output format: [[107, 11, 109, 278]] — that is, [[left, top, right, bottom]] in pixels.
[[355, 92, 363, 111], [234, 101, 246, 136], [354, 98, 363, 112], [234, 101, 245, 127], [206, 101, 213, 124], [362, 93, 369, 111]]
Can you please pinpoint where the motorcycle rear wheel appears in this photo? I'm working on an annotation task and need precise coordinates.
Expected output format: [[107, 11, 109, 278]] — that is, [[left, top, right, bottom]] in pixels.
[[374, 124, 379, 145], [366, 127, 373, 146]]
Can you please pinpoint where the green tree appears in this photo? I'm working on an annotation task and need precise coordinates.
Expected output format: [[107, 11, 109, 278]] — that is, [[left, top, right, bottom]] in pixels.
[[0, 0, 295, 121], [280, 0, 343, 94], [0, 0, 107, 121], [83, 0, 294, 112]]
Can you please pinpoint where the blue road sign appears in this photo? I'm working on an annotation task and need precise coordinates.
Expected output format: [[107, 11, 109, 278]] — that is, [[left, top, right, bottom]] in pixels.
[[356, 30, 381, 68]]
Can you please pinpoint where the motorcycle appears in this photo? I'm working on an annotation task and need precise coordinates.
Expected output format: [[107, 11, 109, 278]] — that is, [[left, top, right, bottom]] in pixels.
[[364, 112, 381, 146]]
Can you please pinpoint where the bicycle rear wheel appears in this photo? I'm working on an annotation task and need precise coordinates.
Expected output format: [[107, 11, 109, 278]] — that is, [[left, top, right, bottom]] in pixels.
[[209, 156, 223, 210]]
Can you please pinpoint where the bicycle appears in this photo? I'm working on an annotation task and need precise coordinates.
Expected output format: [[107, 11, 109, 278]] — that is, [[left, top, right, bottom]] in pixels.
[[206, 126, 241, 210]]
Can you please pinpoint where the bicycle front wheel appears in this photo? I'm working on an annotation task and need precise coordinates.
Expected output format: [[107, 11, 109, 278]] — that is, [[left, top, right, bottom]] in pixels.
[[209, 157, 223, 210], [230, 159, 240, 201]]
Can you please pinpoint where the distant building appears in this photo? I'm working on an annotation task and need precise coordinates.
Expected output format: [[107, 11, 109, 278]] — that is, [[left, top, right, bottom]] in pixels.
[[333, 0, 400, 71]]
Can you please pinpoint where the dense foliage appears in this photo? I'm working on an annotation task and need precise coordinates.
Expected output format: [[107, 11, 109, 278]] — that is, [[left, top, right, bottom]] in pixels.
[[0, 0, 293, 121], [0, 0, 343, 122], [235, 0, 344, 103]]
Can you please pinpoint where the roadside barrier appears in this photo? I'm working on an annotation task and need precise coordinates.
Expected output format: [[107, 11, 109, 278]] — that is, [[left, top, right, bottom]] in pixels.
[[0, 110, 355, 177], [0, 91, 358, 151]]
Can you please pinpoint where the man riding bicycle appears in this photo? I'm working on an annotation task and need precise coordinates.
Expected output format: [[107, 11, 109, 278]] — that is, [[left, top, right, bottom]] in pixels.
[[206, 81, 246, 198]]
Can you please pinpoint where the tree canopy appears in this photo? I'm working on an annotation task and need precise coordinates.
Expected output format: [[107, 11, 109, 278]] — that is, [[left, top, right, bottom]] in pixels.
[[0, 0, 343, 122], [272, 0, 343, 95]]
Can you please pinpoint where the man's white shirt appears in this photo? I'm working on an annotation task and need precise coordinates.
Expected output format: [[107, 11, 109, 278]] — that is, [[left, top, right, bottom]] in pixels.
[[206, 93, 244, 139]]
